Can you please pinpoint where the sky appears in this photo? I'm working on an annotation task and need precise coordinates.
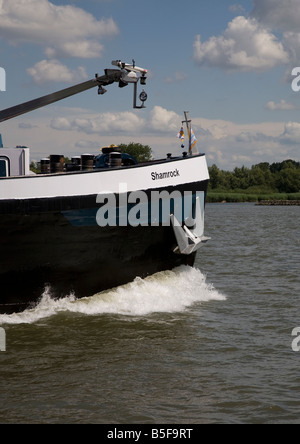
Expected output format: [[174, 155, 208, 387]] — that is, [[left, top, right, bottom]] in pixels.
[[0, 0, 300, 169]]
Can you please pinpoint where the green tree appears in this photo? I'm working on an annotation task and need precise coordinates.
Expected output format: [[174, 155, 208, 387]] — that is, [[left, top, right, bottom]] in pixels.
[[270, 160, 300, 174], [276, 168, 300, 193], [208, 164, 221, 189], [207, 158, 300, 197], [118, 142, 153, 163], [249, 165, 271, 188], [233, 166, 250, 189], [30, 161, 41, 174], [256, 162, 270, 172]]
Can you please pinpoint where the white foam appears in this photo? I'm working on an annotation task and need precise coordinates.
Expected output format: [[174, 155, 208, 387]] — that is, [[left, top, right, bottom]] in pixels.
[[0, 266, 226, 325]]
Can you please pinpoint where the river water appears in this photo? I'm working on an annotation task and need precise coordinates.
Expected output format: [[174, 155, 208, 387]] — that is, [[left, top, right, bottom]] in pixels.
[[0, 203, 299, 424]]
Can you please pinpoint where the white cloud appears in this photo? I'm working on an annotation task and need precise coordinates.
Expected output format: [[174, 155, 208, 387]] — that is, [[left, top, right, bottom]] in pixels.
[[189, 117, 297, 167], [50, 117, 72, 131], [282, 32, 300, 67], [193, 16, 289, 72], [265, 100, 297, 111], [4, 104, 299, 169], [150, 106, 180, 133], [48, 106, 298, 168], [50, 110, 146, 135], [251, 0, 300, 32], [27, 60, 88, 84], [50, 106, 182, 138], [280, 122, 300, 145], [0, 0, 119, 58], [251, 0, 300, 67]]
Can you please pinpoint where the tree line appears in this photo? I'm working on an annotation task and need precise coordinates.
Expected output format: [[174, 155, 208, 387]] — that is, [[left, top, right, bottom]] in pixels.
[[208, 159, 300, 194]]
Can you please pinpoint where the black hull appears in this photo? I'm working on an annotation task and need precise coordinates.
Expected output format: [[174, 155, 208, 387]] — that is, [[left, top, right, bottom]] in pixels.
[[0, 180, 208, 314]]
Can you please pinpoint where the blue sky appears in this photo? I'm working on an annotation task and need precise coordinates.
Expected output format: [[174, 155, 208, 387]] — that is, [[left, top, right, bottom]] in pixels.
[[0, 0, 300, 169]]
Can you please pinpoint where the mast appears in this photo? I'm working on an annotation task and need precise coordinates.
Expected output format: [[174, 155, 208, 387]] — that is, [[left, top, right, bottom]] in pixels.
[[182, 111, 199, 156], [182, 111, 192, 152]]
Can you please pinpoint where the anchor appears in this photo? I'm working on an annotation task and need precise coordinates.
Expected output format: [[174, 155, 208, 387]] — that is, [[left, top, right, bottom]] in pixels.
[[171, 195, 210, 255]]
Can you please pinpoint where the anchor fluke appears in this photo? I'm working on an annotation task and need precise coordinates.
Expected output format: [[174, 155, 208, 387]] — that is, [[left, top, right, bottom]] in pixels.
[[171, 196, 211, 255]]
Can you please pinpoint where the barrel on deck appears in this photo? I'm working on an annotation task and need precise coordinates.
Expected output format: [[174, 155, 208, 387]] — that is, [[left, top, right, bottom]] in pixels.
[[81, 154, 94, 171], [40, 158, 50, 174], [50, 155, 64, 173], [109, 152, 122, 168]]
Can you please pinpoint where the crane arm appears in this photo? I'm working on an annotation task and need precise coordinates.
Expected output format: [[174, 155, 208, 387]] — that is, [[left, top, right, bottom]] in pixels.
[[0, 63, 141, 123]]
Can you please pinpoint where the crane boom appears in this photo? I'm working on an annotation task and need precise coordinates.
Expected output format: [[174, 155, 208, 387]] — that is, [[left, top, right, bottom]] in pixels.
[[0, 60, 147, 123]]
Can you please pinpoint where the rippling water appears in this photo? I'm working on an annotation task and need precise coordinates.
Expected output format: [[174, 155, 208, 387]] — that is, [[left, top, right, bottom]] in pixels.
[[0, 203, 299, 424]]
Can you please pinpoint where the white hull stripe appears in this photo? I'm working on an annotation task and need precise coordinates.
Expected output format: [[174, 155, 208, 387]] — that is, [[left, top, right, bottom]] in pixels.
[[0, 155, 209, 201]]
